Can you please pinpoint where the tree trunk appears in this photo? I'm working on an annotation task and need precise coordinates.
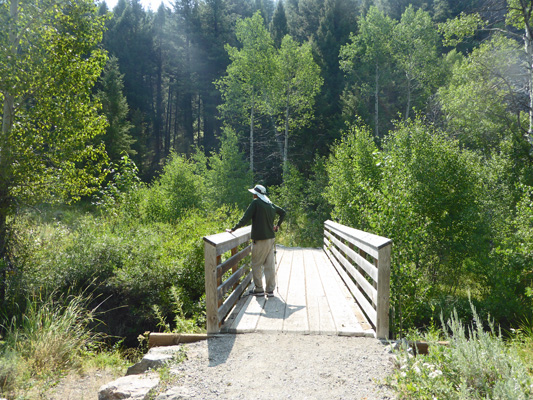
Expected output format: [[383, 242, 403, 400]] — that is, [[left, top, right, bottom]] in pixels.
[[525, 23, 533, 142], [374, 63, 380, 138], [164, 82, 172, 158], [155, 54, 163, 164], [0, 0, 18, 303], [405, 74, 411, 121], [283, 87, 290, 179], [250, 93, 255, 175]]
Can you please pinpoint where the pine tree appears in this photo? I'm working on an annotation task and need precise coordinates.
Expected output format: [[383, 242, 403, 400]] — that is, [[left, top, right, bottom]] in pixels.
[[270, 0, 288, 48], [96, 56, 136, 162]]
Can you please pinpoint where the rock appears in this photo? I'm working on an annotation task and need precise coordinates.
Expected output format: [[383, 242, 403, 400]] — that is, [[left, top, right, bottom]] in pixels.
[[98, 373, 159, 400], [155, 386, 194, 400], [127, 345, 183, 375]]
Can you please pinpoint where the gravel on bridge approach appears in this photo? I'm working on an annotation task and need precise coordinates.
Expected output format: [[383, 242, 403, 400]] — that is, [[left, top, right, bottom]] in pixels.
[[161, 332, 396, 400]]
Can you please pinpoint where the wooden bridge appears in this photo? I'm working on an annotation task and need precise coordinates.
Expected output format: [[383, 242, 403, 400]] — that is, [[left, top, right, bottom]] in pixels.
[[204, 221, 392, 339]]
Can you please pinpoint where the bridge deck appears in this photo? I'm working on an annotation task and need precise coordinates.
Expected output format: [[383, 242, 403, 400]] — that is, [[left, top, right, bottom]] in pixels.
[[221, 246, 375, 336]]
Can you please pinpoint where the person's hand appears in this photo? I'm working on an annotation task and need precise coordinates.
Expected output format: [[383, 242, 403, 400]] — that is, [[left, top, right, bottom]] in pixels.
[[226, 229, 234, 234], [273, 225, 279, 232]]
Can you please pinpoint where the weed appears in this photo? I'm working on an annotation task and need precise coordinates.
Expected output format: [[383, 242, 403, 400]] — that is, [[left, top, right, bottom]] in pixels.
[[390, 303, 533, 399], [0, 292, 102, 398]]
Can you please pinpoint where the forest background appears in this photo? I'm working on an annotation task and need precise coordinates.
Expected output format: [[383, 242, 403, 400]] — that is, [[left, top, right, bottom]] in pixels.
[[3, 0, 533, 396]]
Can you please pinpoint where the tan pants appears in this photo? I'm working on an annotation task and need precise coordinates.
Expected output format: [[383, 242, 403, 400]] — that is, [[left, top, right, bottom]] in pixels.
[[251, 238, 276, 292]]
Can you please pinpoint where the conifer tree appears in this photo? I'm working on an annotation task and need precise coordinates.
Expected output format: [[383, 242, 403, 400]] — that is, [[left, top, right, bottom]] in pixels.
[[270, 0, 288, 48], [97, 56, 136, 162]]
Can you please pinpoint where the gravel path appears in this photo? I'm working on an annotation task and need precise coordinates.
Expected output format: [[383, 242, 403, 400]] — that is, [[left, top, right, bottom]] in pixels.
[[160, 333, 396, 400]]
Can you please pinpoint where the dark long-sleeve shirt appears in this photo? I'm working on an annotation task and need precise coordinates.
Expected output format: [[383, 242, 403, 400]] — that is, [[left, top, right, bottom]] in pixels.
[[232, 198, 286, 240]]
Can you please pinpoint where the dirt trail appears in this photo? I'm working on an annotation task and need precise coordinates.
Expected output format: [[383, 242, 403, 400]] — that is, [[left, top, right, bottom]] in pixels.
[[162, 332, 396, 400]]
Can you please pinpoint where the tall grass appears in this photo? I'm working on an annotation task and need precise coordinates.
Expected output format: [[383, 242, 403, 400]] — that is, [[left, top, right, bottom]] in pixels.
[[0, 292, 100, 398]]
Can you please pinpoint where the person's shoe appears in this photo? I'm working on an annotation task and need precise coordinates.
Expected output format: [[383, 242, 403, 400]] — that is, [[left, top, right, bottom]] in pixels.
[[266, 291, 275, 298], [249, 288, 265, 296]]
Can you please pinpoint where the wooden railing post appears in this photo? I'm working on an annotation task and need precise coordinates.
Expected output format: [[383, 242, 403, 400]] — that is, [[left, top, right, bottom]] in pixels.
[[376, 243, 391, 339], [203, 226, 252, 334], [204, 241, 219, 334]]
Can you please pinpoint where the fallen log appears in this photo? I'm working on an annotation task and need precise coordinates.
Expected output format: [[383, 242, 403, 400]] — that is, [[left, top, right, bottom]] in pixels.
[[148, 332, 209, 348]]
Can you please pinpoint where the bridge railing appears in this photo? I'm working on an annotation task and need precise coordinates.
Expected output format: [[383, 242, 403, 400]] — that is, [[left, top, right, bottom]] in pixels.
[[323, 220, 392, 339], [203, 226, 252, 334]]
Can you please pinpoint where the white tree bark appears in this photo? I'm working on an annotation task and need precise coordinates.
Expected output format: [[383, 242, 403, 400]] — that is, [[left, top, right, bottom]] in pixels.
[[249, 93, 255, 175], [375, 63, 380, 138], [525, 23, 533, 144], [283, 86, 290, 178]]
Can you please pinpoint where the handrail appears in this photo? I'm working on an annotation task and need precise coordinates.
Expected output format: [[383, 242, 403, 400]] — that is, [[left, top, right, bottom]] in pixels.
[[323, 220, 392, 339], [203, 226, 252, 334]]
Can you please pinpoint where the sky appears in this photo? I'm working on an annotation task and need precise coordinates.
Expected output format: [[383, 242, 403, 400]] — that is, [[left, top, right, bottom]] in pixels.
[[102, 0, 171, 12]]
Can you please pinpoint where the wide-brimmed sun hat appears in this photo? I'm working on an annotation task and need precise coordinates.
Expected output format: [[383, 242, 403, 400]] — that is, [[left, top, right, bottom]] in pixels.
[[248, 184, 272, 204]]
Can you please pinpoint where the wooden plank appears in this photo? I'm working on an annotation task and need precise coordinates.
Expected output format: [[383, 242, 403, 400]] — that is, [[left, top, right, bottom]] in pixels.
[[325, 225, 379, 260], [217, 245, 251, 277], [217, 271, 252, 323], [203, 226, 251, 256], [282, 249, 309, 333], [217, 264, 250, 299], [326, 252, 375, 338], [324, 229, 378, 282], [304, 249, 336, 335], [324, 244, 377, 326], [228, 290, 267, 333], [223, 290, 253, 333], [328, 240, 378, 304], [325, 220, 392, 251], [314, 250, 367, 336]]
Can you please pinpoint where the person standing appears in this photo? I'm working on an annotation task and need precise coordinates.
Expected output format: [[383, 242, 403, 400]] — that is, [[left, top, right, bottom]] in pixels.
[[227, 184, 286, 297]]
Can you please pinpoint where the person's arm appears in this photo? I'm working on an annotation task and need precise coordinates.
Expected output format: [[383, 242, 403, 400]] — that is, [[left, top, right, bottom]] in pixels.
[[228, 201, 256, 232], [273, 204, 286, 230]]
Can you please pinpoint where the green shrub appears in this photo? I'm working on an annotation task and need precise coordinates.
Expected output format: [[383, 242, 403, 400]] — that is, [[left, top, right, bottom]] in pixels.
[[140, 153, 205, 223], [7, 205, 239, 343], [325, 120, 493, 335], [392, 305, 533, 399], [93, 154, 143, 220]]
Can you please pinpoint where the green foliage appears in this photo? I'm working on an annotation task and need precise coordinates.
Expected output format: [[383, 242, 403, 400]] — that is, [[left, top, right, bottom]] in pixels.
[[140, 153, 206, 223], [0, 292, 99, 397], [340, 6, 396, 136], [96, 56, 136, 162], [324, 123, 381, 231], [272, 158, 331, 247], [505, 0, 533, 30], [326, 119, 490, 334], [392, 6, 444, 120], [216, 11, 276, 174], [438, 12, 485, 47], [438, 35, 524, 154], [274, 35, 323, 175], [270, 0, 288, 48], [153, 286, 204, 333], [0, 0, 109, 205], [7, 202, 239, 342], [392, 305, 533, 399], [198, 127, 253, 210], [94, 154, 144, 219]]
